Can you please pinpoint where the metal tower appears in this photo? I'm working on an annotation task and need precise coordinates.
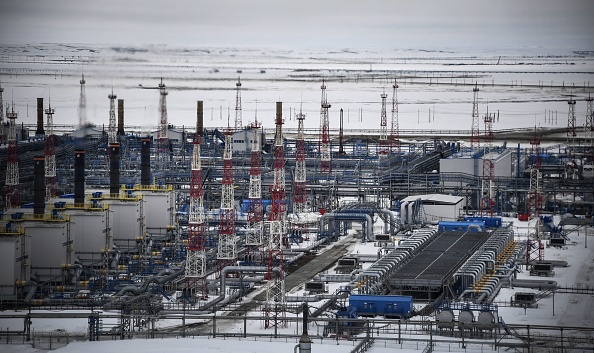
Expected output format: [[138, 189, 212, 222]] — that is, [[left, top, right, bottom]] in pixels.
[[78, 74, 87, 127], [391, 80, 401, 155], [185, 101, 208, 299], [294, 104, 308, 214], [265, 102, 287, 329], [567, 94, 577, 138], [5, 104, 19, 209], [566, 95, 578, 178], [480, 111, 495, 216], [108, 90, 117, 144], [157, 78, 169, 171], [217, 129, 237, 270], [585, 94, 593, 163], [526, 127, 544, 266], [234, 77, 242, 130], [44, 100, 57, 200], [470, 83, 481, 150], [527, 127, 542, 219], [0, 80, 4, 143], [246, 115, 264, 263], [379, 91, 389, 157], [319, 81, 332, 173]]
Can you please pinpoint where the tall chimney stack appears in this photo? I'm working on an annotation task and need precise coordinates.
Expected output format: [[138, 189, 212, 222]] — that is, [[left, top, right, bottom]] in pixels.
[[109, 144, 120, 196], [197, 101, 203, 136], [276, 101, 282, 125], [74, 149, 85, 205], [36, 98, 45, 136], [141, 137, 151, 186], [33, 156, 45, 215], [117, 99, 125, 136]]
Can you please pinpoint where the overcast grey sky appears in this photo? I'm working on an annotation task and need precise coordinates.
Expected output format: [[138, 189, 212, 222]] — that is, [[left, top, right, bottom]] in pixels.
[[0, 0, 593, 50]]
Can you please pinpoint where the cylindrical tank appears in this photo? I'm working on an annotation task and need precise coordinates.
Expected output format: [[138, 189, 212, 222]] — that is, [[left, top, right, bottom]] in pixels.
[[109, 143, 120, 195], [458, 310, 474, 329], [477, 311, 495, 328], [74, 149, 85, 205], [33, 156, 45, 215], [436, 310, 455, 328]]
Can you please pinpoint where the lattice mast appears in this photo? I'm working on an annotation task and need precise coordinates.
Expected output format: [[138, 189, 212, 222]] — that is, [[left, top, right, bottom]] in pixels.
[[108, 90, 117, 145], [526, 127, 544, 266], [319, 81, 332, 173], [246, 113, 264, 260], [5, 104, 19, 209], [470, 83, 481, 150], [217, 128, 237, 270], [157, 78, 169, 171], [0, 80, 4, 143], [44, 100, 57, 200], [391, 80, 401, 155], [379, 91, 389, 157], [265, 102, 287, 329], [234, 77, 242, 130], [185, 101, 208, 299], [78, 74, 87, 127], [527, 127, 542, 219], [585, 94, 594, 162], [480, 110, 495, 216], [294, 104, 308, 214]]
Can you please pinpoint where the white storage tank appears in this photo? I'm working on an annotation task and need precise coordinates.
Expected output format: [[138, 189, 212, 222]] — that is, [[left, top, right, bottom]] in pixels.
[[0, 224, 29, 295], [141, 189, 174, 233], [24, 218, 71, 281], [68, 210, 110, 257], [109, 200, 142, 243]]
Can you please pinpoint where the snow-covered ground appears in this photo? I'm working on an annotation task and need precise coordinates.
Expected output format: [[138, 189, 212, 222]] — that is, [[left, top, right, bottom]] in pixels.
[[1, 44, 593, 134]]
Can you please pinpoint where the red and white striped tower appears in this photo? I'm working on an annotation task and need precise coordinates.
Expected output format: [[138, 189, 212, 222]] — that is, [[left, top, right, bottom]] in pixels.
[[5, 104, 19, 209], [319, 81, 331, 173], [246, 115, 264, 264], [157, 78, 169, 172], [293, 104, 307, 214], [185, 101, 208, 299], [265, 102, 286, 329], [470, 83, 481, 150], [217, 128, 237, 271], [480, 111, 495, 216], [379, 90, 389, 157], [234, 77, 242, 130], [44, 100, 57, 200], [390, 80, 401, 155]]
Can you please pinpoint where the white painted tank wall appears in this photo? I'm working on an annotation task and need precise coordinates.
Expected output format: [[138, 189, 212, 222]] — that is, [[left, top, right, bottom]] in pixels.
[[0, 236, 28, 286], [493, 151, 513, 178], [422, 203, 463, 223], [68, 211, 109, 256], [142, 191, 173, 231], [109, 201, 141, 241], [25, 222, 70, 275]]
